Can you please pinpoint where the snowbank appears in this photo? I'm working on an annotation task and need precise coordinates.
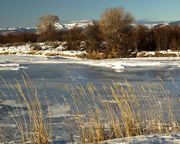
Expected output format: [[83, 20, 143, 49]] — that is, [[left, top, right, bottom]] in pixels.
[[47, 104, 70, 118]]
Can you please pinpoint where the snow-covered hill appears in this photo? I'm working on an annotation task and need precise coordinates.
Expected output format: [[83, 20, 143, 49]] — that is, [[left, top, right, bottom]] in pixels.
[[135, 20, 180, 28], [63, 20, 93, 29], [54, 20, 93, 30]]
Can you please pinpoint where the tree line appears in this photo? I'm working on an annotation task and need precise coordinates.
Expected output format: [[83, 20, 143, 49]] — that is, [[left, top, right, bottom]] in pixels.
[[0, 7, 180, 58]]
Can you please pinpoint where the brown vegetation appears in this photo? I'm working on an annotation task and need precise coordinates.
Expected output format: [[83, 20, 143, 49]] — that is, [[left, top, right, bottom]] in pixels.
[[0, 7, 180, 58], [99, 7, 134, 57], [0, 32, 37, 44]]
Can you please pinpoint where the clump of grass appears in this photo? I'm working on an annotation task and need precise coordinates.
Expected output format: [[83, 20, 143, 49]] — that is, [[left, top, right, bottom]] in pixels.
[[66, 80, 180, 143], [0, 75, 51, 144], [30, 43, 42, 51], [84, 51, 122, 59]]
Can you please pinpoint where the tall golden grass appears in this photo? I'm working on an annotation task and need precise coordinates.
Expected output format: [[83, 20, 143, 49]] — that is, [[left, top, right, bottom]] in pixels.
[[0, 75, 179, 143], [66, 80, 179, 143], [0, 75, 51, 144]]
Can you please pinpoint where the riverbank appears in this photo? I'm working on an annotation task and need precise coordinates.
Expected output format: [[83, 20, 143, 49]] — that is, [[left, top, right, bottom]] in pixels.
[[0, 43, 180, 59], [0, 43, 86, 57]]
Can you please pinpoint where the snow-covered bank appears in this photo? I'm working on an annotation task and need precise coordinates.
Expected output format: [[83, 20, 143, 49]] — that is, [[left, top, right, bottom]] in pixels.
[[137, 50, 180, 57], [1, 43, 180, 59], [0, 43, 180, 72], [101, 133, 180, 144], [0, 43, 86, 57]]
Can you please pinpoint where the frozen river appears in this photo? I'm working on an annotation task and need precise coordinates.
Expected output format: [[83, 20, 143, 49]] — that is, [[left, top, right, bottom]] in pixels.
[[0, 55, 179, 143]]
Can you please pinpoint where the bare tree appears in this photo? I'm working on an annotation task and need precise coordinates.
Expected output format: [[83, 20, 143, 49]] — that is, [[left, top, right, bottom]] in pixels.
[[37, 15, 59, 33], [99, 7, 134, 56]]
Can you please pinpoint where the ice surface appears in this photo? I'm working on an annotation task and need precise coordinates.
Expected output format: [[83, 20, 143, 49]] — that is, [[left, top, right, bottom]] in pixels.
[[0, 62, 27, 71], [0, 55, 179, 72]]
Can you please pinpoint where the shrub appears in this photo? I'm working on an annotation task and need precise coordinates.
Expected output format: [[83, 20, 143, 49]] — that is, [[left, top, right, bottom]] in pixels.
[[0, 34, 6, 44], [83, 21, 105, 53], [38, 30, 68, 42], [30, 43, 42, 51], [65, 27, 84, 50], [0, 32, 37, 44], [153, 25, 171, 51], [99, 7, 134, 57], [15, 32, 37, 43]]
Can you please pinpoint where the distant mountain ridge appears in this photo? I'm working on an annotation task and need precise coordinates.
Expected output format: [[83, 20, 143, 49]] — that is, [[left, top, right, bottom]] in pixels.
[[0, 27, 37, 35], [0, 20, 179, 34], [169, 20, 180, 26], [136, 20, 180, 28], [136, 20, 167, 25], [0, 20, 93, 34]]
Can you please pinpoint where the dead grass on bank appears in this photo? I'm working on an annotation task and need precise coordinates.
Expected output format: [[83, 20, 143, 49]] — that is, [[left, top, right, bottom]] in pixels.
[[83, 51, 123, 59], [66, 80, 180, 143]]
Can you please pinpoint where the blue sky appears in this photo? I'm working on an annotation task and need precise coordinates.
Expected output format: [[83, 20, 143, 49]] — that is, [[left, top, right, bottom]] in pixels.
[[0, 0, 180, 27]]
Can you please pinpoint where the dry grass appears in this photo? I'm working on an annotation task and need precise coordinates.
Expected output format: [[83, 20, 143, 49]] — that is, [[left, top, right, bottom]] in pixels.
[[83, 51, 120, 59], [0, 75, 179, 143], [0, 74, 51, 144], [65, 80, 180, 143]]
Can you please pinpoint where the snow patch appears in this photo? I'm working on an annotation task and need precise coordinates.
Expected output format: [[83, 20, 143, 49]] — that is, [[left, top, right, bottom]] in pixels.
[[47, 104, 70, 118], [137, 50, 180, 57], [101, 133, 180, 144]]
